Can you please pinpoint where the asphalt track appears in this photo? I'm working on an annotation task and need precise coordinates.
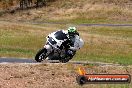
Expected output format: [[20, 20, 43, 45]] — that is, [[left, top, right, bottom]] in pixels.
[[0, 57, 87, 64], [0, 58, 36, 63], [0, 57, 120, 66]]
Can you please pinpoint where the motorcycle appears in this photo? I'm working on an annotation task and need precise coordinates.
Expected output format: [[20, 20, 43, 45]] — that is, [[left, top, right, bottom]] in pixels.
[[35, 30, 84, 63]]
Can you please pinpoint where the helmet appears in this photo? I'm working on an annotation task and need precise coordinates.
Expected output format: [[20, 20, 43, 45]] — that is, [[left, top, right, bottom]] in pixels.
[[68, 27, 78, 37]]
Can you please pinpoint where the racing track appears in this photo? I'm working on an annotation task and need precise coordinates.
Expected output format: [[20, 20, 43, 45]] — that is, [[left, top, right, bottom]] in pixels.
[[0, 57, 36, 63], [0, 57, 120, 66]]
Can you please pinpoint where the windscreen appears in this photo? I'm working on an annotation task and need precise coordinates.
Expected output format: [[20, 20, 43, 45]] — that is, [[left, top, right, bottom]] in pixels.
[[54, 30, 68, 40]]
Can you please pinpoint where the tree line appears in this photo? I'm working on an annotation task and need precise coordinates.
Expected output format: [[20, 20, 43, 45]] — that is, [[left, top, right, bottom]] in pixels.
[[0, 0, 55, 10]]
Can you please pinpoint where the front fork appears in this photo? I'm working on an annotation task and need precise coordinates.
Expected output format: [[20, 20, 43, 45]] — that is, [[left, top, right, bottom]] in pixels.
[[44, 44, 53, 56]]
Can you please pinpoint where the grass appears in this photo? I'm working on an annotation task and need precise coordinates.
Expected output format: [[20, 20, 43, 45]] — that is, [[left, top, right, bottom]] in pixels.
[[0, 0, 132, 24], [43, 0, 132, 23], [74, 26, 132, 65], [0, 1, 132, 87], [0, 21, 61, 58], [0, 21, 132, 65]]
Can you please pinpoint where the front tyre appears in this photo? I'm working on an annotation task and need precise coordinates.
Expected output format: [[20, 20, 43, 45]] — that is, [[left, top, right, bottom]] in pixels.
[[35, 48, 47, 62]]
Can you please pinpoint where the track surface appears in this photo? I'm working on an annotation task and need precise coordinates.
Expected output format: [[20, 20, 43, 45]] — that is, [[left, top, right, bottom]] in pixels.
[[0, 58, 36, 63], [0, 57, 120, 66]]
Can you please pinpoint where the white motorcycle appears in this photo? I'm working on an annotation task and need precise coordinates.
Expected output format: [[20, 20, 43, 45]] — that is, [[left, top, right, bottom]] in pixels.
[[35, 30, 84, 63]]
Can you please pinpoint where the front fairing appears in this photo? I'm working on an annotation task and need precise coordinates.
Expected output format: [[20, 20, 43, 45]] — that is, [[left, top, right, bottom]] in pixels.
[[47, 30, 68, 49], [54, 30, 68, 40]]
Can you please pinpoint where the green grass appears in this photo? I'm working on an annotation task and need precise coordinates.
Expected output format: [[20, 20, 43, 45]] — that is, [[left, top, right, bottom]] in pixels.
[[0, 23, 132, 65], [0, 24, 46, 58], [75, 26, 132, 65], [0, 48, 34, 58]]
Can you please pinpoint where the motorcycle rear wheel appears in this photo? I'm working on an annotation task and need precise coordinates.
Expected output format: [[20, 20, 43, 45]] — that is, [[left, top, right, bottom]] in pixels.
[[35, 48, 47, 62], [59, 56, 72, 63]]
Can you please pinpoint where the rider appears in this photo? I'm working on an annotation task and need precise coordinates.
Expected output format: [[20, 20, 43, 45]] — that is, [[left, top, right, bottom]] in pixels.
[[65, 27, 80, 58]]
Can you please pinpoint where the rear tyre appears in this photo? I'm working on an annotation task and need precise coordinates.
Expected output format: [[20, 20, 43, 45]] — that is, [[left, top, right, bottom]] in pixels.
[[35, 48, 47, 62], [59, 50, 75, 63], [59, 58, 70, 63], [59, 56, 72, 63]]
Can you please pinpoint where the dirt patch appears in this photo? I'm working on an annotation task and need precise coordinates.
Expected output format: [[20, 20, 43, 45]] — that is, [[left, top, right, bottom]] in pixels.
[[0, 63, 76, 88], [0, 63, 131, 88]]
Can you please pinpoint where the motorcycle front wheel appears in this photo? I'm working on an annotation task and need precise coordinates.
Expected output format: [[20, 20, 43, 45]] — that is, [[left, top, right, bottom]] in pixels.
[[35, 48, 47, 62]]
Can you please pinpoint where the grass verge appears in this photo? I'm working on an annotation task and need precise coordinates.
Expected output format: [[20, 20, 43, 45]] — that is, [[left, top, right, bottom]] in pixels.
[[0, 22, 132, 65]]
